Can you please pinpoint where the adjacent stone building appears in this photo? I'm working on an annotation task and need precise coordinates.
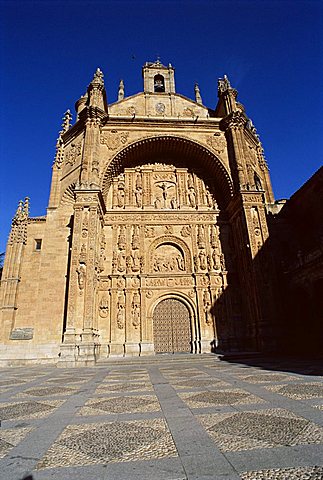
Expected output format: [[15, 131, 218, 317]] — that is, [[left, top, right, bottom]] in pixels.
[[0, 60, 277, 365]]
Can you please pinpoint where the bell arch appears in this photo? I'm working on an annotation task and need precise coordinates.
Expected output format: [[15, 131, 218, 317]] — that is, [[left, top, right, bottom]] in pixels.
[[101, 135, 234, 209]]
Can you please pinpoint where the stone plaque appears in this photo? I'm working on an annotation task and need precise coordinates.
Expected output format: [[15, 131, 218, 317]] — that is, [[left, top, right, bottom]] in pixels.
[[10, 328, 34, 340]]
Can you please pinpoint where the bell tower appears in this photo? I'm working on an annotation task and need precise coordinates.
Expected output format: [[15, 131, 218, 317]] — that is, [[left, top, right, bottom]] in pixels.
[[142, 59, 176, 93]]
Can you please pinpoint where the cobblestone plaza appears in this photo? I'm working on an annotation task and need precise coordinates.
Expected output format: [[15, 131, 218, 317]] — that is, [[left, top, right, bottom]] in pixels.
[[0, 355, 322, 479]]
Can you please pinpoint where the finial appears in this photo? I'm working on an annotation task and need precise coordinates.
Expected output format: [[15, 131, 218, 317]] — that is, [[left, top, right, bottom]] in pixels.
[[23, 197, 30, 218], [61, 110, 72, 133], [218, 74, 232, 93], [13, 198, 29, 223], [92, 67, 104, 85], [194, 83, 203, 104], [118, 79, 124, 101]]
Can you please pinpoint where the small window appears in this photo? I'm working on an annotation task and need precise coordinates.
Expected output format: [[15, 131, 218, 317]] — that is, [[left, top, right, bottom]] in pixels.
[[35, 239, 42, 251], [154, 74, 165, 92]]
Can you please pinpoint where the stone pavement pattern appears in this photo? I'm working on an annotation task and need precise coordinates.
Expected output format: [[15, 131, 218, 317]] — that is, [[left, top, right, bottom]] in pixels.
[[0, 355, 322, 480]]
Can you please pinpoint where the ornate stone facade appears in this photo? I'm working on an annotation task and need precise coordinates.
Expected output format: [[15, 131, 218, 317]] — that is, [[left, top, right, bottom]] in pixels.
[[0, 60, 277, 365]]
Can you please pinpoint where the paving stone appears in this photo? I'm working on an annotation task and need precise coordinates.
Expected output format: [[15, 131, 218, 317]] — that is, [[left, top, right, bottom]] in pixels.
[[0, 400, 64, 420], [171, 379, 230, 389], [198, 408, 323, 452], [267, 383, 323, 399], [37, 418, 177, 469], [0, 427, 33, 458], [239, 373, 297, 383], [16, 385, 78, 398], [78, 394, 161, 415], [241, 465, 323, 479], [179, 389, 265, 408], [95, 382, 153, 393]]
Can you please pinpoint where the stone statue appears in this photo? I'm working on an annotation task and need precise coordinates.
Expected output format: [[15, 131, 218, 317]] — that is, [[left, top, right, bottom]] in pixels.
[[99, 295, 109, 318], [77, 263, 86, 291], [117, 302, 125, 329], [199, 250, 207, 270], [117, 251, 126, 272]]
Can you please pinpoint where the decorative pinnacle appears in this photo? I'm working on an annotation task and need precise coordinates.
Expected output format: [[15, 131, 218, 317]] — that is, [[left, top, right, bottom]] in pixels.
[[61, 110, 72, 133], [194, 82, 202, 104], [218, 74, 232, 93], [92, 67, 104, 85], [13, 197, 29, 222], [118, 79, 125, 101]]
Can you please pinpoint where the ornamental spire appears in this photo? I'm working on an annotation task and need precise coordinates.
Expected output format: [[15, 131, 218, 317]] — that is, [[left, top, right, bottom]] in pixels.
[[87, 67, 107, 111], [194, 83, 202, 104], [118, 79, 125, 101]]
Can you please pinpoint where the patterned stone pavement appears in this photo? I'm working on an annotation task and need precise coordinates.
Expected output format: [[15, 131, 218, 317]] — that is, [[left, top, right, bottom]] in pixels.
[[0, 356, 321, 480]]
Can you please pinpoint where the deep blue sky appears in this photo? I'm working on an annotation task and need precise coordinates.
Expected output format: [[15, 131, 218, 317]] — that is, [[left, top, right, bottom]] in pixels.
[[1, 0, 322, 252]]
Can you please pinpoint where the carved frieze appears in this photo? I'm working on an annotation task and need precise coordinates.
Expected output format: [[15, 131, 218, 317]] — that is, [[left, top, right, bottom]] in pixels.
[[206, 134, 226, 155], [65, 141, 82, 166], [100, 131, 129, 150]]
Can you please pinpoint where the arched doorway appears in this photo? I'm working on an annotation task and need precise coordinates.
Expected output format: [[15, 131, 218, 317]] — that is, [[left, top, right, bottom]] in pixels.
[[153, 298, 192, 354]]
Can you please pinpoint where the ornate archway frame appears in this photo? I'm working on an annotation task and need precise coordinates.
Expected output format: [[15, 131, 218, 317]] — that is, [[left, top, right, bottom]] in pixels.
[[101, 135, 234, 209], [147, 235, 193, 274], [149, 292, 199, 354]]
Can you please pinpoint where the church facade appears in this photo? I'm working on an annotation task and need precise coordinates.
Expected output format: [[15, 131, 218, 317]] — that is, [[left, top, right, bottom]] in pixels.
[[0, 61, 276, 365]]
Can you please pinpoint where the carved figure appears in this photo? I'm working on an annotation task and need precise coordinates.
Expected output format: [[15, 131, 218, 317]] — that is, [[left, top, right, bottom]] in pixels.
[[77, 263, 86, 291], [170, 197, 177, 209], [199, 250, 207, 270], [154, 197, 162, 209], [135, 187, 142, 207], [212, 247, 221, 270], [117, 301, 125, 329], [117, 178, 125, 208], [117, 251, 126, 272], [176, 255, 185, 271], [188, 188, 196, 208], [203, 290, 212, 326], [131, 250, 141, 272]]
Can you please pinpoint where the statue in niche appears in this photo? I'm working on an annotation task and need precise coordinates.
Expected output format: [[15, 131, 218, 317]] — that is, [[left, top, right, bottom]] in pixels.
[[220, 253, 226, 271], [207, 254, 212, 271], [131, 250, 141, 272], [135, 187, 142, 207], [193, 255, 199, 271], [77, 263, 86, 291], [197, 225, 205, 249], [212, 247, 221, 271], [117, 299, 125, 329], [206, 189, 214, 208], [118, 226, 126, 250], [131, 226, 140, 250], [188, 187, 196, 208], [117, 177, 125, 208], [131, 293, 140, 329], [203, 290, 212, 326], [117, 251, 126, 272], [99, 295, 109, 318], [199, 250, 207, 270], [187, 173, 194, 190]]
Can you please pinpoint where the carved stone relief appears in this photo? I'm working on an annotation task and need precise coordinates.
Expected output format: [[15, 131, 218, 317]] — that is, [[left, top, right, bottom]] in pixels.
[[100, 131, 129, 150], [153, 244, 185, 273]]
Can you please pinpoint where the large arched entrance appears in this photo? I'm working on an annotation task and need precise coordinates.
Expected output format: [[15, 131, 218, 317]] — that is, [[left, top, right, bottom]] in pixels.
[[153, 298, 192, 353]]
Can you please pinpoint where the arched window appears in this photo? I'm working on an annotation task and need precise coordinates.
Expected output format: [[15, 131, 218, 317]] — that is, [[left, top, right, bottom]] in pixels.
[[154, 74, 165, 92]]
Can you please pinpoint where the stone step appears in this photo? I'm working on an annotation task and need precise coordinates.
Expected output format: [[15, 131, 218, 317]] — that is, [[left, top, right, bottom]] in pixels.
[[95, 353, 220, 366]]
